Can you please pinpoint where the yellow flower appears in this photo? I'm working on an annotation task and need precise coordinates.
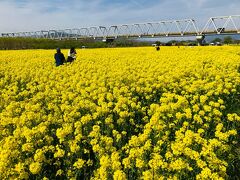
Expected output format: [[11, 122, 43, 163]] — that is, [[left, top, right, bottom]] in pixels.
[[122, 158, 131, 169], [0, 46, 239, 179], [29, 162, 42, 174], [73, 159, 85, 169], [56, 169, 64, 176], [113, 170, 127, 180], [200, 95, 208, 104], [136, 158, 145, 168], [15, 162, 25, 173], [34, 149, 46, 162], [22, 143, 34, 152], [142, 170, 153, 180], [54, 146, 65, 158]]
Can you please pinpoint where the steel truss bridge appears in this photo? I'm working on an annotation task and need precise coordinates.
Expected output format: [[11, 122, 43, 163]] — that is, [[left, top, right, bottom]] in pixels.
[[1, 15, 240, 44]]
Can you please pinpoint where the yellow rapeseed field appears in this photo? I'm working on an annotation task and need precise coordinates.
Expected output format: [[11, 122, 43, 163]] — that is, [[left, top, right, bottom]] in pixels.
[[0, 47, 239, 179]]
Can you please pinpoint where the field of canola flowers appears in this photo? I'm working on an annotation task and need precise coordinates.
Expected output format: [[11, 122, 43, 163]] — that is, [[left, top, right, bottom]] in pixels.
[[0, 46, 239, 179]]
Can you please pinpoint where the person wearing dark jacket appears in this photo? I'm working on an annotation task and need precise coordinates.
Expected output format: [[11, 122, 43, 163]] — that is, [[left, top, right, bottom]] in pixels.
[[54, 48, 65, 66]]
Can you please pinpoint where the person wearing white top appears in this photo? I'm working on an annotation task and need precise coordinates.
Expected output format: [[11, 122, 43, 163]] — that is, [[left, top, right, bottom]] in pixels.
[[67, 47, 77, 63]]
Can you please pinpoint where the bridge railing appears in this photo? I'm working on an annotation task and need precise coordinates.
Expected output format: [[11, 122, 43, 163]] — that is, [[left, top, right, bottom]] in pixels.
[[201, 15, 240, 35], [1, 15, 240, 39]]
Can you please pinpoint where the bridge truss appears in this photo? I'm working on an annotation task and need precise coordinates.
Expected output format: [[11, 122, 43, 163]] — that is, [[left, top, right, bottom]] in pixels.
[[1, 15, 240, 40]]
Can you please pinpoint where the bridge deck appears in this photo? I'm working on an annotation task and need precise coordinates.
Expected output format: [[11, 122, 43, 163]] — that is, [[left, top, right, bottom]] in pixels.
[[1, 15, 240, 39]]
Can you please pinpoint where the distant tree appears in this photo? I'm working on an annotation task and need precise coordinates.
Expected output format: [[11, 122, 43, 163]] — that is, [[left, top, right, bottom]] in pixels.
[[223, 36, 233, 44], [211, 38, 222, 43], [155, 41, 161, 46], [165, 42, 172, 46], [170, 40, 177, 45], [165, 40, 177, 46], [178, 41, 186, 45], [233, 39, 240, 44]]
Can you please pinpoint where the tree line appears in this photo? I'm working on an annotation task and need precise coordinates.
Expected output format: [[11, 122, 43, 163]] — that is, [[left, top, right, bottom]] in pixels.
[[0, 37, 150, 50], [0, 36, 238, 50], [210, 36, 238, 45]]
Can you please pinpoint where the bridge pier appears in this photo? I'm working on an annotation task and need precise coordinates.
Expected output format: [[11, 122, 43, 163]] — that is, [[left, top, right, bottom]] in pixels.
[[196, 35, 205, 46]]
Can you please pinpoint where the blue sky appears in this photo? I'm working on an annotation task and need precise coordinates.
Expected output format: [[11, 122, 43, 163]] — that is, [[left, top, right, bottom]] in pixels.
[[0, 0, 239, 32]]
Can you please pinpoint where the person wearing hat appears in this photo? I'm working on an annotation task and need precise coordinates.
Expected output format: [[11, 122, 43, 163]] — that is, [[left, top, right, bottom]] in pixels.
[[54, 48, 65, 66]]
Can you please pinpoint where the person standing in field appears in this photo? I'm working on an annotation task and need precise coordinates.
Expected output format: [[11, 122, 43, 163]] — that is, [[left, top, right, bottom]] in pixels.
[[67, 47, 77, 63], [54, 48, 65, 66]]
